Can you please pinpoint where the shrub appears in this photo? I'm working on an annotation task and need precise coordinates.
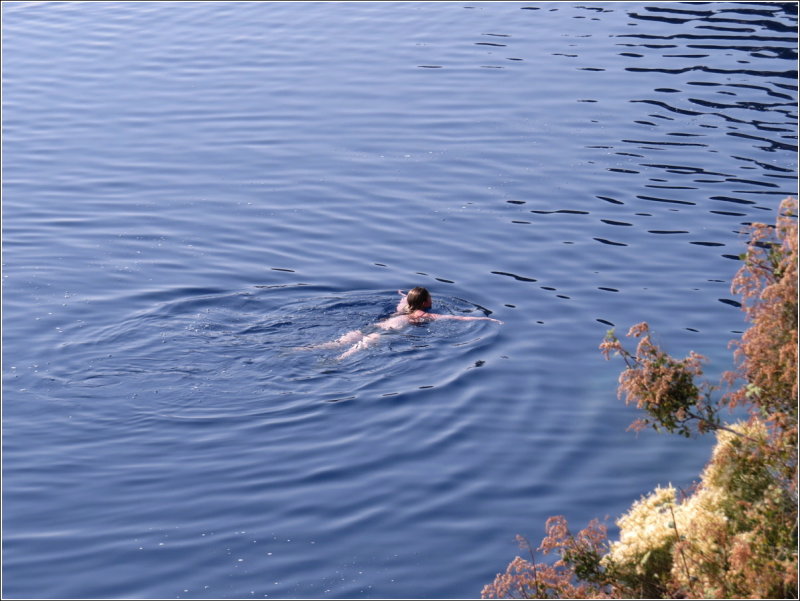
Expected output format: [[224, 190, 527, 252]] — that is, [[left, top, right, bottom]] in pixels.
[[483, 198, 797, 599]]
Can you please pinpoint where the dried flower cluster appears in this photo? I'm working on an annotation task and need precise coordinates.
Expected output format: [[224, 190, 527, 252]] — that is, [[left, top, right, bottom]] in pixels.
[[726, 196, 798, 486], [600, 322, 718, 437], [483, 198, 797, 599], [481, 520, 614, 599]]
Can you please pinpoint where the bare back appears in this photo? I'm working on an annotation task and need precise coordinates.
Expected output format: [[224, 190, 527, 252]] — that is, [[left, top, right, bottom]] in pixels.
[[377, 313, 413, 331]]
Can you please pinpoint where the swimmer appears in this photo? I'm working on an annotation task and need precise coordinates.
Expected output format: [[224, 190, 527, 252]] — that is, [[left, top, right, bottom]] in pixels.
[[307, 287, 502, 360]]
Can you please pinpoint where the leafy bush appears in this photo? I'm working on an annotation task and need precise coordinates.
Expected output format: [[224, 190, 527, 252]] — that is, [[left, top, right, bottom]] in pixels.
[[483, 198, 797, 599]]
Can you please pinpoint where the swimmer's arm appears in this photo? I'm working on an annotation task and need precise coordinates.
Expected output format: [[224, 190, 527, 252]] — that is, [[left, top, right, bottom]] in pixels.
[[427, 313, 503, 324]]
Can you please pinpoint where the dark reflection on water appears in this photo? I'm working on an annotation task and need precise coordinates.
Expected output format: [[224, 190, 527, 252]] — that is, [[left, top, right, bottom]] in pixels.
[[3, 2, 796, 599]]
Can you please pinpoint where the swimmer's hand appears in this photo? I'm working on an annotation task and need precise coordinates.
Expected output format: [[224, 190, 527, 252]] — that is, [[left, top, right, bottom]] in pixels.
[[479, 317, 503, 324]]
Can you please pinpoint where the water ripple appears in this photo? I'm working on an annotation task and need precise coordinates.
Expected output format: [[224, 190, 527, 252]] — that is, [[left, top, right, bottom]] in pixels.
[[4, 2, 796, 599]]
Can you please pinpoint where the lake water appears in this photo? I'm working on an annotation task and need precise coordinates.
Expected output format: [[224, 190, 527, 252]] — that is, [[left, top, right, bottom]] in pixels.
[[2, 2, 796, 599]]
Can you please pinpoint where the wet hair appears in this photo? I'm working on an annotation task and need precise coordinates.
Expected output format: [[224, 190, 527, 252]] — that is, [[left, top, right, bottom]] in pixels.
[[405, 287, 431, 313]]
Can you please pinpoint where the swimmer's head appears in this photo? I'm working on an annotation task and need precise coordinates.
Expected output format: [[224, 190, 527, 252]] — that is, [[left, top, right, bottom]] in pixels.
[[405, 287, 432, 313]]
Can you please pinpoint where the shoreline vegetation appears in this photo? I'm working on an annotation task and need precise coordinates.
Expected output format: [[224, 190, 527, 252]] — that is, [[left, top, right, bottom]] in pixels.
[[483, 197, 798, 599]]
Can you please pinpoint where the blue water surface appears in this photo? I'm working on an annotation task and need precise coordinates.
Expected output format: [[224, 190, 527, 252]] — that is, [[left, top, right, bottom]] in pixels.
[[3, 2, 797, 599]]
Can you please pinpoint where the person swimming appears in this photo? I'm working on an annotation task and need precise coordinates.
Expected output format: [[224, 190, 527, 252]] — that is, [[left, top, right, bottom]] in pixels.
[[307, 287, 502, 360]]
